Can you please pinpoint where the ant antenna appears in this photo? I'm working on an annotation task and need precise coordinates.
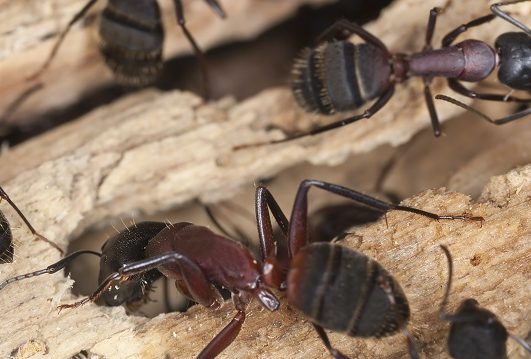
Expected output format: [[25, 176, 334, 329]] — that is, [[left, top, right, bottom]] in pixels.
[[491, 1, 531, 35], [438, 244, 454, 318], [0, 250, 101, 290]]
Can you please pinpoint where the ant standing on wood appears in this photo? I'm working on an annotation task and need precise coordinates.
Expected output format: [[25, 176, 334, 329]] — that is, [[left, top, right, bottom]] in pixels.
[[2, 0, 225, 122], [0, 186, 62, 263], [236, 0, 530, 149], [30, 0, 225, 92], [0, 180, 483, 358]]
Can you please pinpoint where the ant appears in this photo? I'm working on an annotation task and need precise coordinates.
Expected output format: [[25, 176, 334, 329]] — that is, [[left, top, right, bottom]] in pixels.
[[6, 0, 225, 121], [0, 186, 62, 263], [438, 245, 531, 358], [236, 1, 530, 149], [33, 0, 225, 90], [0, 180, 483, 358]]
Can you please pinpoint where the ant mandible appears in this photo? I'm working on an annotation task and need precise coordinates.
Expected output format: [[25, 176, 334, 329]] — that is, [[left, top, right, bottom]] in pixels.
[[438, 245, 531, 358], [0, 186, 62, 263], [238, 0, 530, 149], [0, 181, 483, 358]]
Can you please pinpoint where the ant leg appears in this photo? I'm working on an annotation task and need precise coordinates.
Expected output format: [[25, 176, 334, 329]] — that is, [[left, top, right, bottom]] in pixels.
[[425, 7, 445, 50], [491, 0, 531, 34], [29, 0, 99, 80], [58, 252, 214, 309], [0, 187, 63, 254], [442, 14, 496, 47], [288, 180, 483, 257], [423, 80, 442, 136], [197, 309, 246, 358], [509, 334, 531, 353], [234, 85, 395, 149], [173, 0, 213, 99], [203, 0, 226, 18], [313, 324, 349, 359], [1, 83, 44, 123], [255, 186, 289, 260], [448, 78, 531, 103], [0, 250, 100, 290], [436, 94, 531, 125], [403, 328, 420, 359], [316, 19, 389, 55]]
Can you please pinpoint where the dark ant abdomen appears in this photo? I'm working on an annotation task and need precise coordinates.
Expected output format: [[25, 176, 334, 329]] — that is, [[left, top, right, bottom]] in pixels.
[[99, 221, 167, 306], [99, 0, 164, 86], [292, 41, 391, 114], [0, 212, 13, 263], [495, 32, 531, 90], [287, 243, 409, 338]]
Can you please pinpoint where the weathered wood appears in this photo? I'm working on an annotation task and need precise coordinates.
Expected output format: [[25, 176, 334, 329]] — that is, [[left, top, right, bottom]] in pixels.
[[1, 165, 529, 358]]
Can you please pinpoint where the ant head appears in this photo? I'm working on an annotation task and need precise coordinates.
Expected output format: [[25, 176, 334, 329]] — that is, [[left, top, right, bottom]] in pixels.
[[495, 32, 531, 90], [98, 221, 167, 305]]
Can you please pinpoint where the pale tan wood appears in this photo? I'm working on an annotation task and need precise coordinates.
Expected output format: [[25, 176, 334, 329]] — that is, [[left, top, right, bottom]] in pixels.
[[1, 164, 529, 358], [0, 0, 334, 125]]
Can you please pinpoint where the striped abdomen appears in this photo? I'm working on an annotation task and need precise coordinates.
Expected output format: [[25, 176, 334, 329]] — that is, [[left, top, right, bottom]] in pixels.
[[99, 0, 164, 86], [0, 211, 13, 263], [287, 243, 409, 338], [291, 41, 391, 114]]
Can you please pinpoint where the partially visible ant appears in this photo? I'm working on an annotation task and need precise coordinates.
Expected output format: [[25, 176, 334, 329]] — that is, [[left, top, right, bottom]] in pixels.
[[438, 245, 531, 358], [33, 0, 225, 91], [436, 0, 531, 124], [236, 1, 530, 149], [0, 186, 62, 263], [3, 0, 225, 122], [0, 180, 483, 358]]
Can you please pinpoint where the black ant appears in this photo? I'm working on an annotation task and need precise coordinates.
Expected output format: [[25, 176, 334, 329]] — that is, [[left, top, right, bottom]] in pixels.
[[20, 0, 224, 103], [438, 245, 531, 358], [236, 1, 530, 149], [0, 180, 483, 358], [0, 186, 62, 263]]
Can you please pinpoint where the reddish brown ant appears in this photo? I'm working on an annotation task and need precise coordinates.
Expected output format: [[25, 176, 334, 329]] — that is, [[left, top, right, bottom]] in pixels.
[[0, 180, 482, 357]]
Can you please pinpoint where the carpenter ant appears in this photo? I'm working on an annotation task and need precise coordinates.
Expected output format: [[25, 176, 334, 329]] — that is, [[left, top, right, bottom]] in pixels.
[[438, 245, 531, 358], [436, 0, 531, 124], [0, 186, 62, 263], [237, 1, 530, 149], [0, 180, 483, 357], [31, 0, 225, 92]]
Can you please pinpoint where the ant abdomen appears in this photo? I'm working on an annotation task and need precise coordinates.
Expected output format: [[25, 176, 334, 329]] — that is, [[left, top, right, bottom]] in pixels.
[[287, 242, 409, 338], [292, 41, 390, 115], [99, 0, 164, 86], [0, 212, 13, 263]]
